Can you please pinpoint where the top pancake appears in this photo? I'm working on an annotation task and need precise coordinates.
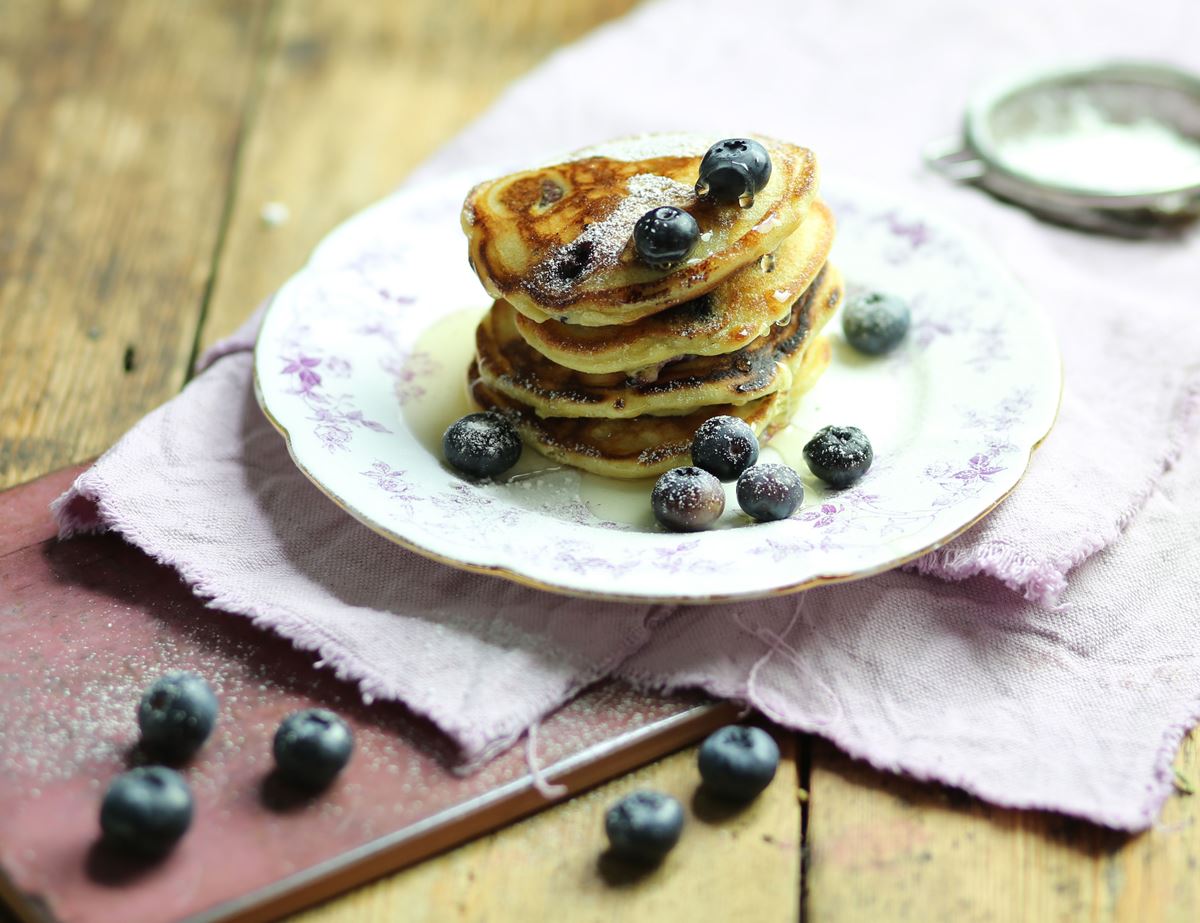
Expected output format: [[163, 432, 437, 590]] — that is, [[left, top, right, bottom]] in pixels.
[[514, 200, 835, 375], [462, 133, 819, 327]]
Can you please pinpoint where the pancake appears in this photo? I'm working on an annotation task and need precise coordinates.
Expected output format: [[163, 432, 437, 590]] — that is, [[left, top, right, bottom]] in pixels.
[[467, 337, 833, 479], [514, 201, 836, 375], [476, 265, 843, 419], [462, 132, 819, 327]]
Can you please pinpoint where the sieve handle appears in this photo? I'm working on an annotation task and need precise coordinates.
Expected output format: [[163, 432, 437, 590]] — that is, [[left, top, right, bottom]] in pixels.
[[924, 137, 987, 182]]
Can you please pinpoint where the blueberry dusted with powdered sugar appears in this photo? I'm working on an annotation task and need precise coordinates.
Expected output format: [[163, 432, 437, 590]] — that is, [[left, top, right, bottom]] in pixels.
[[691, 415, 759, 481], [651, 466, 725, 532], [443, 411, 522, 478], [633, 206, 700, 268], [842, 291, 910, 355], [803, 425, 873, 488], [736, 463, 804, 521]]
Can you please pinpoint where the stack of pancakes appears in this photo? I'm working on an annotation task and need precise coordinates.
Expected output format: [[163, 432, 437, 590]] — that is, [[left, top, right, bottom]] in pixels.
[[461, 133, 841, 479]]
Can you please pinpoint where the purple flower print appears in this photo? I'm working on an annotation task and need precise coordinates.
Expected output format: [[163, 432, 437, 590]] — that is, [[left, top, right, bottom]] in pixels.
[[377, 287, 416, 305], [886, 212, 933, 249], [799, 503, 842, 528], [281, 349, 391, 452], [314, 422, 351, 451], [340, 409, 389, 433], [281, 355, 322, 394], [752, 538, 816, 562], [324, 356, 352, 378], [555, 550, 636, 576], [362, 461, 417, 511], [386, 350, 439, 406], [950, 454, 1005, 484], [910, 313, 959, 350]]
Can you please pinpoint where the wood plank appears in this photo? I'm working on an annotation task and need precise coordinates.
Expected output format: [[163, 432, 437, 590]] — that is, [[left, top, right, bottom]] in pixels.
[[291, 737, 802, 923], [197, 0, 642, 351], [805, 731, 1200, 922], [0, 0, 271, 489]]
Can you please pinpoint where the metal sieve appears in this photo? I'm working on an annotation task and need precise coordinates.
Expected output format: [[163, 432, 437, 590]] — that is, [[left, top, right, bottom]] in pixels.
[[927, 61, 1200, 236]]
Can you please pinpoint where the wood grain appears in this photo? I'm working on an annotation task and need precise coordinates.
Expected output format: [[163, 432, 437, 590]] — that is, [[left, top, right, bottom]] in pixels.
[[197, 0, 642, 351], [805, 732, 1200, 922], [291, 738, 802, 923], [0, 0, 270, 489]]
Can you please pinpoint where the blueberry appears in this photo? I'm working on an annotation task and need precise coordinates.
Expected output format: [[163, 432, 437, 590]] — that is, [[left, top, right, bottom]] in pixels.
[[736, 463, 804, 521], [803, 425, 873, 488], [651, 466, 725, 532], [604, 790, 684, 863], [842, 291, 911, 355], [273, 708, 354, 789], [633, 206, 699, 268], [696, 139, 772, 207], [691, 415, 760, 481], [137, 672, 218, 760], [100, 766, 194, 856], [698, 726, 780, 801], [443, 411, 522, 478]]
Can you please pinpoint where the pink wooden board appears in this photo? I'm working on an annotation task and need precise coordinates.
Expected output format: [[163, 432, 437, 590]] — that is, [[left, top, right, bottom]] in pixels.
[[0, 469, 723, 923]]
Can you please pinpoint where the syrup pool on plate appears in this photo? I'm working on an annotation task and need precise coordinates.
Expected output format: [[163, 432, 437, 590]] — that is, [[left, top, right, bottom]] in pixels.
[[403, 307, 740, 531]]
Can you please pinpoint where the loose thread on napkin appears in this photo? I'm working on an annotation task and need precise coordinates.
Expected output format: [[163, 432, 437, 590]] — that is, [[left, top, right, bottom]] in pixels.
[[524, 720, 568, 799], [737, 598, 843, 728]]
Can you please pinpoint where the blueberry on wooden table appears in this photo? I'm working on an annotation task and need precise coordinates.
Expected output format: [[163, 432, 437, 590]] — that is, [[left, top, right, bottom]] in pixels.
[[100, 767, 194, 856], [651, 466, 725, 532], [803, 425, 873, 488], [698, 725, 780, 801], [605, 790, 685, 863], [696, 138, 773, 207], [691, 414, 760, 481], [273, 708, 354, 789], [443, 411, 522, 478], [842, 291, 910, 355], [736, 463, 804, 521], [633, 206, 700, 268], [137, 671, 218, 760]]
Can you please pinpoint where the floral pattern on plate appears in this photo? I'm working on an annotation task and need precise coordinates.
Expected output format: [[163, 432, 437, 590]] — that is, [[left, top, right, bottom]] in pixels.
[[254, 171, 1061, 602]]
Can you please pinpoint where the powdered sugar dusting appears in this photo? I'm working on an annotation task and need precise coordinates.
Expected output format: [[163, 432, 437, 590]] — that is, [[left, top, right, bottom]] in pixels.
[[532, 173, 696, 297], [571, 132, 712, 163]]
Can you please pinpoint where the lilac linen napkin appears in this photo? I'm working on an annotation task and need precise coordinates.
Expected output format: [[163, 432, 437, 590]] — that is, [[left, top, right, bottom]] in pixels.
[[54, 0, 1200, 829]]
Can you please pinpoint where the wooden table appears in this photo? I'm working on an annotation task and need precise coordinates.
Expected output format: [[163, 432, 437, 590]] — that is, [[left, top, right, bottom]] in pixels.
[[3, 2, 1200, 920]]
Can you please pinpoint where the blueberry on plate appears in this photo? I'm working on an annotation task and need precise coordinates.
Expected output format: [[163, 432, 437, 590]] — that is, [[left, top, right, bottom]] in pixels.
[[803, 425, 873, 488], [842, 291, 911, 355], [605, 790, 685, 863], [100, 766, 194, 856], [137, 672, 218, 760], [691, 415, 759, 481], [633, 206, 700, 268], [443, 411, 522, 478], [273, 708, 354, 789], [736, 463, 804, 521], [698, 725, 780, 801], [696, 138, 773, 207], [651, 466, 725, 532]]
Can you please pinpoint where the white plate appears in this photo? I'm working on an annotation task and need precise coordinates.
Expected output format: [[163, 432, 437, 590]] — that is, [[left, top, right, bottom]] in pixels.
[[254, 170, 1061, 603]]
